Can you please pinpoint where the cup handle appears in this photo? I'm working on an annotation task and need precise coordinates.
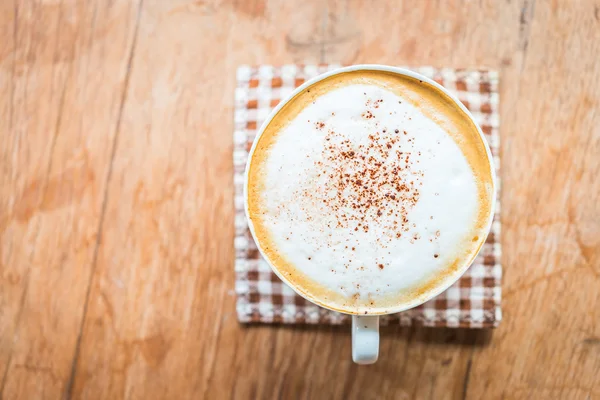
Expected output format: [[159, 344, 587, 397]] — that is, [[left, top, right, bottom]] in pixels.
[[352, 315, 379, 364]]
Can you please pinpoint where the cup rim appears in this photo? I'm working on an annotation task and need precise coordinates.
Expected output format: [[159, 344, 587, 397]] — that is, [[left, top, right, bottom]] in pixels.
[[243, 64, 497, 316]]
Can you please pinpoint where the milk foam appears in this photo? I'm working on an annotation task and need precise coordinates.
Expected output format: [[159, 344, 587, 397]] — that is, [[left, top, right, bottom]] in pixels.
[[254, 80, 483, 311]]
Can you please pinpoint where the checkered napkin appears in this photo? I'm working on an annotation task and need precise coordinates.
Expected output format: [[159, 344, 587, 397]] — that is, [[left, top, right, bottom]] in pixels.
[[234, 65, 501, 328]]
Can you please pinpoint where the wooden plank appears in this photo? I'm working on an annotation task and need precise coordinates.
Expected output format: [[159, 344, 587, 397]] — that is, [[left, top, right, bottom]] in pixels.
[[467, 0, 600, 398], [69, 1, 239, 398], [0, 0, 142, 398]]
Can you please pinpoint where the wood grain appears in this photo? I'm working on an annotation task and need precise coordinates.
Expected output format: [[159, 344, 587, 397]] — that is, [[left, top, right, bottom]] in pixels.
[[1, 0, 599, 399], [1, 0, 142, 398]]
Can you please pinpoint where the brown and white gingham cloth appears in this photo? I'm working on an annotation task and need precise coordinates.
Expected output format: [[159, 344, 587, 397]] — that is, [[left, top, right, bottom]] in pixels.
[[234, 65, 501, 328]]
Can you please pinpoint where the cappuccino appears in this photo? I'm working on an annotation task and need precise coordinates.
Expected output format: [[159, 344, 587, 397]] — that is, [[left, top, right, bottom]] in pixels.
[[246, 69, 494, 314]]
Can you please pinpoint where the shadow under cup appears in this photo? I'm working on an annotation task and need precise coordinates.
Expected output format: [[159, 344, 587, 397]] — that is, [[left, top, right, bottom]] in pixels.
[[244, 64, 497, 364]]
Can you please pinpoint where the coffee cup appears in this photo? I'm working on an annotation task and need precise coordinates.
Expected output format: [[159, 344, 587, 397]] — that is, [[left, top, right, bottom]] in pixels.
[[244, 65, 496, 364]]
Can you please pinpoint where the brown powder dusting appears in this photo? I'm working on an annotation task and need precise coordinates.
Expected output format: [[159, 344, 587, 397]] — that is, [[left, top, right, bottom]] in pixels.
[[362, 110, 374, 119], [307, 128, 423, 236], [286, 94, 432, 271]]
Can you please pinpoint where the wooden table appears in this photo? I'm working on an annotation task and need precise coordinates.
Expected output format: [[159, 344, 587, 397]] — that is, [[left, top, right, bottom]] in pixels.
[[1, 1, 599, 399]]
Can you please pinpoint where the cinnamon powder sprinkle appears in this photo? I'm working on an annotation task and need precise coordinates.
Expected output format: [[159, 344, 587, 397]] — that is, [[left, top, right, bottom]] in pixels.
[[311, 123, 422, 235], [287, 97, 432, 270]]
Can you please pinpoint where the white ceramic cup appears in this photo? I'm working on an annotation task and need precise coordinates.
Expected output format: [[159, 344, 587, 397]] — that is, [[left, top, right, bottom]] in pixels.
[[244, 65, 496, 364]]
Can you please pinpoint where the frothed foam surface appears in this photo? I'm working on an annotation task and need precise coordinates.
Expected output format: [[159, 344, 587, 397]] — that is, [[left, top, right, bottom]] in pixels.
[[247, 70, 493, 314]]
